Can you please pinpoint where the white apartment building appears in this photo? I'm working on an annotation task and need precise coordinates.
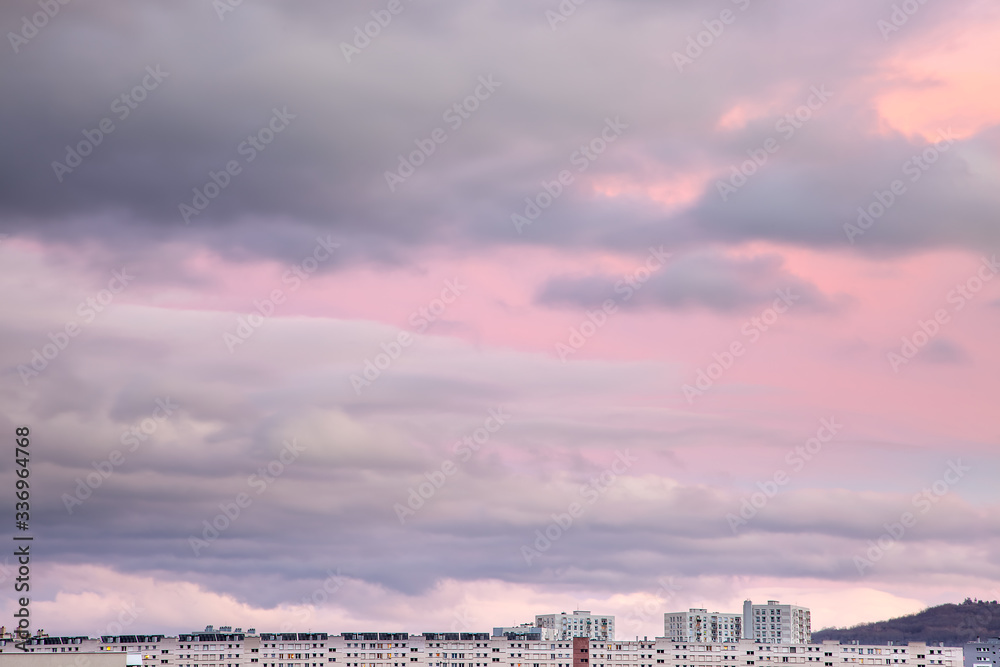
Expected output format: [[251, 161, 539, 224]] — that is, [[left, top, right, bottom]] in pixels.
[[0, 630, 314, 667], [0, 628, 963, 667], [966, 639, 1000, 667], [252, 631, 332, 667], [0, 654, 129, 667], [786, 641, 958, 667], [656, 637, 758, 667], [0, 633, 180, 667], [746, 640, 959, 667], [332, 631, 583, 667], [501, 635, 717, 667], [742, 601, 811, 645], [664, 610, 743, 644], [535, 613, 615, 642], [492, 627, 552, 641]]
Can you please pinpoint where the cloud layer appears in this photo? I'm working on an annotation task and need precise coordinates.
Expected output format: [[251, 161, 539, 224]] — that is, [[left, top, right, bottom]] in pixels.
[[1, 0, 999, 639]]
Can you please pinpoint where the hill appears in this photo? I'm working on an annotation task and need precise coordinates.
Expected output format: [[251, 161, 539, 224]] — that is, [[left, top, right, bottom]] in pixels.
[[812, 598, 1000, 646]]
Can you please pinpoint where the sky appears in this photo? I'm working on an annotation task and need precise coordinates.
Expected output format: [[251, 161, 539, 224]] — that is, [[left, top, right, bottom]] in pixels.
[[2, 0, 1000, 641]]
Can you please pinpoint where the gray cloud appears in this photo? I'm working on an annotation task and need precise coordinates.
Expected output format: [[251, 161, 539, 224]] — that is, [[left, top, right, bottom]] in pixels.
[[2, 285, 995, 609], [4, 0, 1000, 632], [0, 0, 997, 275], [536, 251, 836, 312], [919, 338, 970, 365]]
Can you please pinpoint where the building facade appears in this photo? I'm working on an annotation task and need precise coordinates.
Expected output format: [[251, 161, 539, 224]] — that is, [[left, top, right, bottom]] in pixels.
[[534, 613, 614, 642], [965, 638, 1000, 667], [742, 601, 811, 645], [663, 610, 743, 644], [0, 654, 128, 667], [809, 640, 960, 667], [0, 629, 965, 667], [493, 627, 547, 641]]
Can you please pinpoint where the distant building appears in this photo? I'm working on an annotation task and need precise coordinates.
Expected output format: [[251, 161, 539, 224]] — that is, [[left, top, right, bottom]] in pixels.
[[535, 612, 615, 641], [663, 609, 743, 643], [966, 638, 1000, 667], [0, 655, 128, 667], [0, 632, 965, 667], [743, 600, 811, 644], [664, 600, 809, 645], [492, 625, 546, 640], [808, 640, 960, 667]]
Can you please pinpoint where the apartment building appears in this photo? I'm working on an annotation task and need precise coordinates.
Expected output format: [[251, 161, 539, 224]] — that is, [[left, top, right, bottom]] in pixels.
[[334, 631, 666, 667], [0, 635, 94, 654], [410, 629, 957, 667], [1, 630, 318, 667], [652, 637, 757, 667], [330, 631, 575, 667], [503, 635, 663, 667], [803, 641, 960, 667], [492, 627, 547, 641], [745, 640, 960, 667], [0, 628, 965, 667], [965, 639, 1000, 667], [535, 613, 615, 641], [742, 601, 811, 645], [0, 654, 128, 667], [664, 610, 743, 644], [243, 631, 329, 667], [0, 633, 171, 665]]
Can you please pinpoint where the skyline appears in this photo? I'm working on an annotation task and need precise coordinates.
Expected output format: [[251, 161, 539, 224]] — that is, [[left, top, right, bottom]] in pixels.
[[2, 0, 1000, 641], [19, 597, 1000, 642]]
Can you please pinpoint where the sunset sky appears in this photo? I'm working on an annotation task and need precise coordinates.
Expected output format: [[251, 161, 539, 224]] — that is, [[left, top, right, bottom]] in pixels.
[[2, 0, 1000, 639]]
